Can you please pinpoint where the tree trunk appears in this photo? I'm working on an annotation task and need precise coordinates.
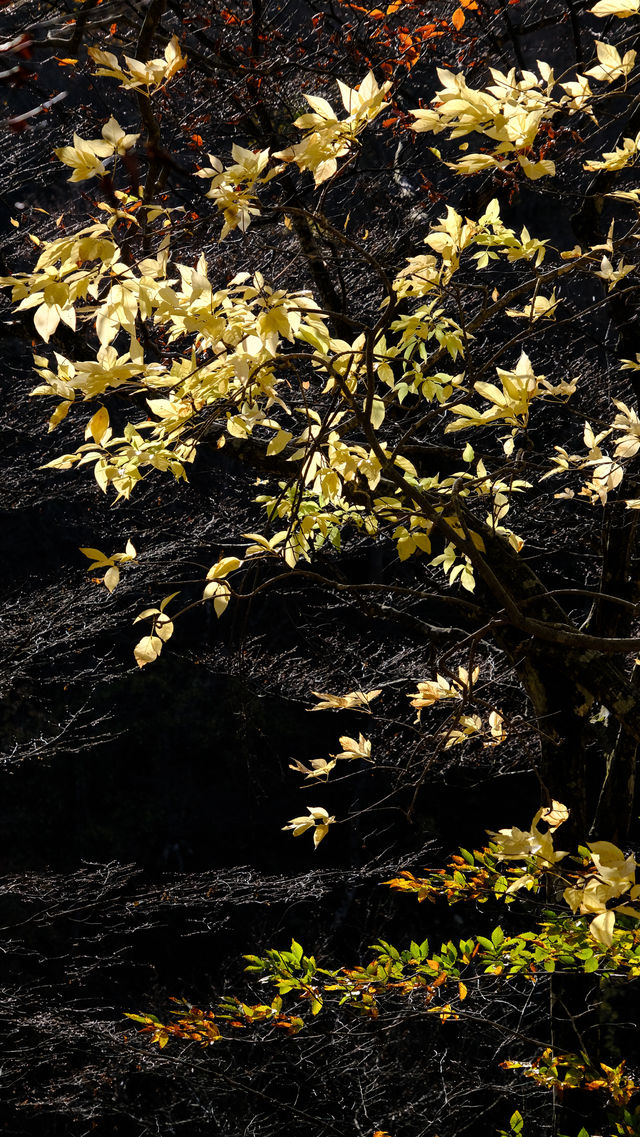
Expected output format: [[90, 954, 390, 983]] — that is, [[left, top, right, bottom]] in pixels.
[[479, 525, 638, 842]]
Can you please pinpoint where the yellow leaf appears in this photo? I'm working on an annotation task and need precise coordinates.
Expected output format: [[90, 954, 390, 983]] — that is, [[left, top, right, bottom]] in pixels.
[[541, 801, 570, 830], [439, 1003, 457, 1022], [159, 592, 179, 611], [134, 608, 160, 623], [458, 981, 468, 1001], [590, 910, 615, 946], [87, 406, 110, 445], [203, 579, 231, 616], [335, 733, 371, 759], [163, 34, 187, 79], [155, 615, 174, 642], [81, 551, 113, 571], [370, 397, 385, 430], [104, 565, 120, 592], [266, 429, 293, 456], [33, 302, 61, 342], [207, 556, 242, 580], [589, 0, 640, 13], [48, 401, 72, 431], [586, 40, 637, 82], [134, 634, 163, 668], [309, 689, 382, 711]]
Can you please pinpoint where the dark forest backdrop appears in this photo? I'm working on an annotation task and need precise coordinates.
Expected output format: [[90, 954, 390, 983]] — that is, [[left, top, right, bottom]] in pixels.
[[3, 1, 640, 1135]]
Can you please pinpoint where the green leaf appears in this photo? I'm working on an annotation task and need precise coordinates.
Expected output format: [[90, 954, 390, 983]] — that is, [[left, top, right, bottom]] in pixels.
[[290, 939, 304, 966], [491, 927, 504, 948]]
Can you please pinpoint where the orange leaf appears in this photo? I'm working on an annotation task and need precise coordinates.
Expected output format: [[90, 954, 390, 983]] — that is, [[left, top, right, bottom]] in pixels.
[[452, 7, 465, 28], [109, 22, 117, 34]]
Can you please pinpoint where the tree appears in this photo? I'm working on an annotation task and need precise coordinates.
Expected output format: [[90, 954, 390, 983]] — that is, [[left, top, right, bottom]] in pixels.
[[3, 0, 640, 1134]]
